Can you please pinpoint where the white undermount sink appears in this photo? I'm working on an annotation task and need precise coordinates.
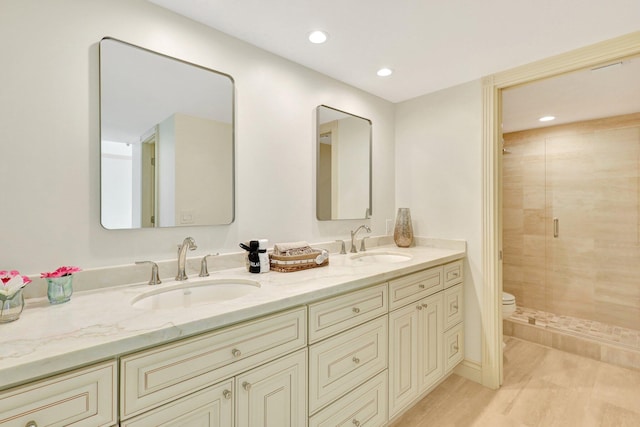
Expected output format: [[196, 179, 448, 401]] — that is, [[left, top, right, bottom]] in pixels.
[[350, 251, 413, 264], [131, 278, 261, 310]]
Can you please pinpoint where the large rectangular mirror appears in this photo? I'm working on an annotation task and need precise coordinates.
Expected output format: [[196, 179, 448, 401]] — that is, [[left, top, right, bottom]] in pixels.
[[316, 105, 372, 220], [100, 37, 234, 229]]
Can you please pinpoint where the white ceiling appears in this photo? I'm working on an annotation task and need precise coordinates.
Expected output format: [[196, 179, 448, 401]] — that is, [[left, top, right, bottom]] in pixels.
[[148, 0, 640, 103], [503, 56, 640, 132]]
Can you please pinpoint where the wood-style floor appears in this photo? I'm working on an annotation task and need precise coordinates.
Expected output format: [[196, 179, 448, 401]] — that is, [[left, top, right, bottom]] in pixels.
[[390, 336, 640, 426]]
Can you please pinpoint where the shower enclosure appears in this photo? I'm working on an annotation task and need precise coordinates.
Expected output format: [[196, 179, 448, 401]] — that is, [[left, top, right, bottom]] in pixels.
[[502, 113, 640, 353]]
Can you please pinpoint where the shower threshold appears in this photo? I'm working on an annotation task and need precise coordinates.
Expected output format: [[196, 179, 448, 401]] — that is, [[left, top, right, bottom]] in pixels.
[[504, 306, 640, 372]]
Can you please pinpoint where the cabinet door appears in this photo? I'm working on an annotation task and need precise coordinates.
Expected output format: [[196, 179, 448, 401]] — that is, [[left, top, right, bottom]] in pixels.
[[388, 303, 419, 417], [418, 293, 444, 393], [236, 349, 307, 427], [121, 380, 233, 427]]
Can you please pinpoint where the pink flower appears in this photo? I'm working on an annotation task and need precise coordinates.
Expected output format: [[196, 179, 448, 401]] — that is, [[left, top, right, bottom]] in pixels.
[[0, 270, 32, 285], [0, 270, 31, 297], [41, 266, 82, 278]]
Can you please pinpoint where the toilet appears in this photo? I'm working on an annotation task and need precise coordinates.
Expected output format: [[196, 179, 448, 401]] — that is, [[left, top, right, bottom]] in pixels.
[[502, 292, 516, 318], [502, 292, 516, 349]]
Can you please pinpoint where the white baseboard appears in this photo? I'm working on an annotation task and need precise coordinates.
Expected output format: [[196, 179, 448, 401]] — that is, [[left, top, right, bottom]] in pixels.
[[453, 358, 482, 384]]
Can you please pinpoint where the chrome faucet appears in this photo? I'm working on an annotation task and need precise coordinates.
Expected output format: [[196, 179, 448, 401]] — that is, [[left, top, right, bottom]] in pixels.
[[176, 237, 197, 280], [350, 225, 371, 253]]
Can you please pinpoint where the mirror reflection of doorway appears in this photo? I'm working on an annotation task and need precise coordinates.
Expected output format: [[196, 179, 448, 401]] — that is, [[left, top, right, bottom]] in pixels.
[[141, 132, 156, 227]]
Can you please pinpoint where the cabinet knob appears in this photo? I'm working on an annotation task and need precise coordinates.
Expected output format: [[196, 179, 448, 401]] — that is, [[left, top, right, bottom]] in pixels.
[[417, 305, 423, 310], [232, 348, 242, 358], [242, 381, 252, 391], [25, 422, 38, 427], [452, 272, 459, 277], [352, 420, 361, 427], [453, 343, 459, 351], [352, 307, 360, 314], [223, 389, 232, 399], [418, 284, 425, 289], [422, 303, 428, 308], [352, 356, 360, 364], [452, 303, 458, 310]]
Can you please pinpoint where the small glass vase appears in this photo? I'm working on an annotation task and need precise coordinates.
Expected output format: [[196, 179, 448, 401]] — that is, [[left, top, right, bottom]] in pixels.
[[46, 275, 74, 304], [0, 289, 25, 323], [394, 207, 414, 248]]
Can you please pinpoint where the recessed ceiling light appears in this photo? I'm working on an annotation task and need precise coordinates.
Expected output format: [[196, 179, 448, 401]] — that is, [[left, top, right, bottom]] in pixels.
[[539, 116, 556, 122], [377, 68, 393, 77], [308, 30, 328, 44]]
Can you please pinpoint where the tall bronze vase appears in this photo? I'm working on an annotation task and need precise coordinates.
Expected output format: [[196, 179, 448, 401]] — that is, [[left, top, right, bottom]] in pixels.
[[393, 208, 414, 247]]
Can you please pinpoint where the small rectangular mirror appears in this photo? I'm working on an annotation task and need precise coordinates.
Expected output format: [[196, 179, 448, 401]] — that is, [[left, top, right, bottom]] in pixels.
[[100, 38, 235, 229], [316, 105, 372, 220]]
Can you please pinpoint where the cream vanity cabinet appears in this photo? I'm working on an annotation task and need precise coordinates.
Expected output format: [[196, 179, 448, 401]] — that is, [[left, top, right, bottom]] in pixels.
[[308, 283, 389, 427], [120, 306, 307, 426], [0, 361, 118, 427], [388, 260, 464, 418]]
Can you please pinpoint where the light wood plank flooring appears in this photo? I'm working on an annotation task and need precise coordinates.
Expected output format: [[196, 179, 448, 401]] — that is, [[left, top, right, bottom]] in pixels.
[[390, 336, 640, 426]]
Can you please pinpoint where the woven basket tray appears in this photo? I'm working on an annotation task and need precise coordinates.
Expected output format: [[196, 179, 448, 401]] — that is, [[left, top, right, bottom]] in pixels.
[[269, 250, 329, 272]]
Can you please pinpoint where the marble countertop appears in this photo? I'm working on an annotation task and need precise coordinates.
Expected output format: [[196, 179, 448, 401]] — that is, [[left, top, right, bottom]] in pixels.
[[1, 240, 465, 390]]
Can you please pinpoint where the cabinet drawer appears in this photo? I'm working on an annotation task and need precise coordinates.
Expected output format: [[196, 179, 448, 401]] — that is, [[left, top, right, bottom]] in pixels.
[[309, 315, 387, 414], [389, 267, 442, 310], [121, 307, 306, 419], [444, 284, 463, 330], [309, 371, 388, 427], [308, 283, 388, 343], [444, 322, 464, 373], [0, 361, 117, 427], [121, 379, 233, 427], [443, 260, 463, 288]]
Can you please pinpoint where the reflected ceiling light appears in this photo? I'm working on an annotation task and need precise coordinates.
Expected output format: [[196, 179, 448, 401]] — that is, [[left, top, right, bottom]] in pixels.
[[308, 30, 328, 44], [539, 116, 556, 122], [377, 67, 393, 77]]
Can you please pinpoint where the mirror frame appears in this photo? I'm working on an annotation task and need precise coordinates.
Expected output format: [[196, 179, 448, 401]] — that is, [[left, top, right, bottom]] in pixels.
[[316, 104, 372, 221], [99, 37, 236, 229]]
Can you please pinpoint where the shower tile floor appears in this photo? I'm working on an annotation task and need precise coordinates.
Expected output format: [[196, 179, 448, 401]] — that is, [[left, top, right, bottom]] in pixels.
[[508, 306, 640, 351]]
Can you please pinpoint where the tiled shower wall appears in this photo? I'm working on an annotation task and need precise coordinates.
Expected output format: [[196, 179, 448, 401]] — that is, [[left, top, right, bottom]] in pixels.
[[503, 113, 640, 331]]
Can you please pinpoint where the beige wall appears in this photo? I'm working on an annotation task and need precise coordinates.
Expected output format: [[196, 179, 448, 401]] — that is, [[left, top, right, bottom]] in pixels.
[[503, 113, 640, 330]]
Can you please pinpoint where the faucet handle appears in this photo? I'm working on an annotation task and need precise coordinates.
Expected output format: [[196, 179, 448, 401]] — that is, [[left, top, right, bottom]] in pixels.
[[135, 261, 162, 286], [199, 253, 220, 277], [360, 236, 370, 252], [335, 240, 347, 255]]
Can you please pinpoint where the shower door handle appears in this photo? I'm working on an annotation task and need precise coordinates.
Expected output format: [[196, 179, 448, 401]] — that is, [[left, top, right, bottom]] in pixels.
[[553, 218, 559, 238]]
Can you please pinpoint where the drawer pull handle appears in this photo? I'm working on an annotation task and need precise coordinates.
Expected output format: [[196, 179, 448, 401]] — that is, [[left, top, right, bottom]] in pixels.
[[422, 303, 428, 308], [243, 381, 252, 391], [417, 305, 423, 310], [232, 348, 242, 358], [25, 422, 38, 427], [352, 356, 360, 364], [452, 272, 459, 277], [418, 284, 425, 289], [223, 389, 232, 399], [352, 307, 360, 314], [353, 420, 361, 427]]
